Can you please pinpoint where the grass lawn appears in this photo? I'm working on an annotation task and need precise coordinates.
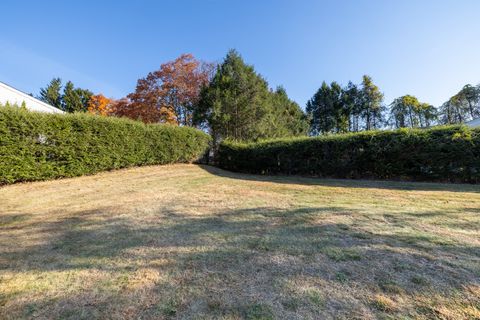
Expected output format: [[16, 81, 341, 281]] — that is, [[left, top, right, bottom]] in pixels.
[[1, 164, 479, 319]]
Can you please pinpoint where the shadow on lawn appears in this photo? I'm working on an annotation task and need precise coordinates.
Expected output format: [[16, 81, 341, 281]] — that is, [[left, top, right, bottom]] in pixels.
[[2, 203, 479, 318], [198, 165, 480, 193]]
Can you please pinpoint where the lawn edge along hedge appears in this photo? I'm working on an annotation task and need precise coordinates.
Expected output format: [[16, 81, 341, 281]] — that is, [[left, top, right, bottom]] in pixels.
[[218, 126, 480, 183], [0, 106, 211, 184]]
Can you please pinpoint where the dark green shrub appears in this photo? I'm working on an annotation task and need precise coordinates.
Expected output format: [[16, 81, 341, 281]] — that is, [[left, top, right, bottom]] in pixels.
[[217, 126, 480, 183], [0, 106, 211, 184]]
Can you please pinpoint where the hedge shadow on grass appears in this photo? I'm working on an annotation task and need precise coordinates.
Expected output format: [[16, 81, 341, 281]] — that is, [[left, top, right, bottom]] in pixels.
[[1, 205, 479, 318], [199, 164, 480, 193]]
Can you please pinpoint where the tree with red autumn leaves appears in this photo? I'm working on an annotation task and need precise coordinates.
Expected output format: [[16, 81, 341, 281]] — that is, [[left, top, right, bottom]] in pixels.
[[116, 54, 214, 125]]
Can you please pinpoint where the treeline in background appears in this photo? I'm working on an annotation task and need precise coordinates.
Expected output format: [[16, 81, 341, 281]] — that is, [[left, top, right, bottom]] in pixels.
[[4, 49, 479, 184], [36, 50, 479, 144]]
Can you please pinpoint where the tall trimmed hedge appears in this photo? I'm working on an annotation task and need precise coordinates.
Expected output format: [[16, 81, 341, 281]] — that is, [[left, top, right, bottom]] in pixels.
[[218, 126, 480, 183], [0, 106, 211, 184]]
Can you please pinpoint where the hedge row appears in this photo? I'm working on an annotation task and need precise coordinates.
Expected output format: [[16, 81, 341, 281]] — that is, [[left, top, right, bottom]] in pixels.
[[0, 106, 211, 184], [218, 126, 480, 183]]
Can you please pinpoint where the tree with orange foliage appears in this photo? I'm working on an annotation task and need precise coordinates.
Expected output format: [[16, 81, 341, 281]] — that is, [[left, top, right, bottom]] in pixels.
[[88, 94, 114, 116], [121, 54, 214, 125]]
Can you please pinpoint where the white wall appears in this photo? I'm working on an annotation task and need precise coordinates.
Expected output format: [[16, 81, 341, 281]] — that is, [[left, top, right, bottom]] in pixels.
[[0, 82, 64, 114]]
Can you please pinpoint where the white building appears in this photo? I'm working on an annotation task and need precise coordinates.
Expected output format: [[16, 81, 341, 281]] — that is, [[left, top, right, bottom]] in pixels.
[[0, 81, 64, 114], [466, 118, 480, 128]]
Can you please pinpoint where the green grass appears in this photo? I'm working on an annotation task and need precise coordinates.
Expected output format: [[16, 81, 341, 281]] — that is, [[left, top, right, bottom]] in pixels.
[[0, 164, 479, 319], [245, 303, 274, 320]]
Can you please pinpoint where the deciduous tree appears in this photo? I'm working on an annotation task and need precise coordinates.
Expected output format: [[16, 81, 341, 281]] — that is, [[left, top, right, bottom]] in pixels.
[[439, 83, 480, 124], [389, 95, 437, 128], [88, 94, 114, 116], [454, 84, 480, 119], [124, 54, 213, 124]]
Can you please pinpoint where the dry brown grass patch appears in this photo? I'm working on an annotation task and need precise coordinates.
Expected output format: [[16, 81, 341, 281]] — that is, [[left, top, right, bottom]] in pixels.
[[1, 164, 479, 319]]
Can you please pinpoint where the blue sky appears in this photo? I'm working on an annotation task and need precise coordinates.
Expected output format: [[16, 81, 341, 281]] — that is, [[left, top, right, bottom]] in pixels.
[[1, 0, 479, 108]]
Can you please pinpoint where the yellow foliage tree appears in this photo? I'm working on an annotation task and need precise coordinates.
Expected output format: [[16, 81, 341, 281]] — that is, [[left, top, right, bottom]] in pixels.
[[88, 94, 113, 116]]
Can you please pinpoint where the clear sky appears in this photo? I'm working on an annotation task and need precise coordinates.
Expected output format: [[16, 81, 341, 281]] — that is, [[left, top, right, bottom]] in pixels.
[[1, 0, 479, 108]]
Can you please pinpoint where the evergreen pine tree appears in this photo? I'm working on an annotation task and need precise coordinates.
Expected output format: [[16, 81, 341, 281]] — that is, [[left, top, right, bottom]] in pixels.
[[195, 50, 306, 143], [39, 78, 63, 110]]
